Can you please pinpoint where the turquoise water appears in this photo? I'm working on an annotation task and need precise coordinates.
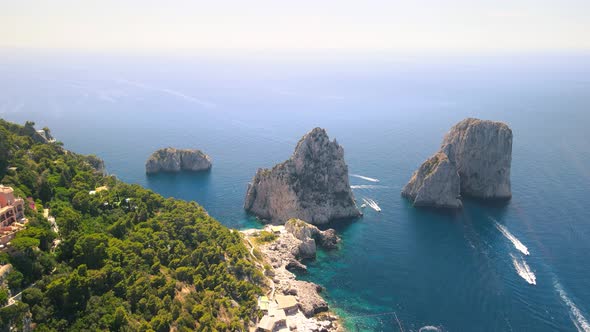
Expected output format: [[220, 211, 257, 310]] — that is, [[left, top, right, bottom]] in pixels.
[[1, 52, 590, 331]]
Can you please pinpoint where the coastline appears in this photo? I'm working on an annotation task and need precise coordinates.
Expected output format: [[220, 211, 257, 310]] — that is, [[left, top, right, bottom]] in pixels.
[[241, 225, 342, 332]]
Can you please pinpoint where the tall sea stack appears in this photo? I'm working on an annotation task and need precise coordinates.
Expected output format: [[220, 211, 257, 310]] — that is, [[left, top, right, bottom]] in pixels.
[[244, 128, 361, 224], [403, 118, 512, 208]]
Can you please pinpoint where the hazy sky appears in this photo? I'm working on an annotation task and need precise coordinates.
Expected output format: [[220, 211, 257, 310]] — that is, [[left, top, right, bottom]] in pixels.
[[1, 0, 589, 53]]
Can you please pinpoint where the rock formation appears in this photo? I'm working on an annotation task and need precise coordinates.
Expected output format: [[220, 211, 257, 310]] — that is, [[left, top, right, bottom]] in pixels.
[[86, 155, 106, 174], [244, 128, 361, 224], [401, 152, 462, 208], [441, 118, 512, 199], [284, 218, 340, 258], [145, 147, 211, 174], [403, 118, 512, 208]]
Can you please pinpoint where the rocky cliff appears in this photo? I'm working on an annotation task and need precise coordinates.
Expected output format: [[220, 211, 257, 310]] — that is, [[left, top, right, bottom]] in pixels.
[[145, 147, 211, 174], [244, 128, 361, 224], [441, 118, 512, 199], [402, 152, 462, 208], [86, 155, 106, 174], [403, 118, 512, 208], [284, 218, 340, 258]]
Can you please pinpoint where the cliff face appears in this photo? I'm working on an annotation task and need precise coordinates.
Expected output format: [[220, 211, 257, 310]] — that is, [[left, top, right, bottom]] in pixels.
[[145, 148, 211, 174], [403, 118, 512, 208], [244, 128, 360, 225], [284, 219, 340, 258], [402, 152, 462, 208], [441, 118, 512, 199], [86, 155, 106, 174]]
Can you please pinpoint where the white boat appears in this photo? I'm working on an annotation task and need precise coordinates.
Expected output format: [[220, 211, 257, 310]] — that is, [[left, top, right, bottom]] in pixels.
[[362, 198, 382, 212]]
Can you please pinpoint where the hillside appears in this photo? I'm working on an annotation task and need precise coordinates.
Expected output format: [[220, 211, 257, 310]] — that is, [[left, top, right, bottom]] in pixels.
[[0, 119, 263, 331]]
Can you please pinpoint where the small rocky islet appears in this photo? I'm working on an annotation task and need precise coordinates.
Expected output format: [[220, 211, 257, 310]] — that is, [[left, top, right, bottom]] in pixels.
[[402, 118, 513, 208], [145, 147, 212, 174]]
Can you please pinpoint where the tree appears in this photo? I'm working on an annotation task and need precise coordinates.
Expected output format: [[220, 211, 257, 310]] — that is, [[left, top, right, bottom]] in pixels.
[[10, 237, 40, 255], [0, 287, 9, 306], [73, 234, 109, 269], [6, 270, 24, 291]]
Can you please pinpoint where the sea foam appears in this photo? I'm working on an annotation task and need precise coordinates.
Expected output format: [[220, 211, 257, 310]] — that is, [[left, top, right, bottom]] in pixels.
[[554, 280, 590, 332], [350, 185, 387, 189], [351, 174, 380, 182]]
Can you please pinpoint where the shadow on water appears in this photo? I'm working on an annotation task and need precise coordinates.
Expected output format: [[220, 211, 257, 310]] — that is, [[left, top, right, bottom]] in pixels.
[[317, 216, 362, 232], [462, 195, 512, 210], [145, 170, 213, 199]]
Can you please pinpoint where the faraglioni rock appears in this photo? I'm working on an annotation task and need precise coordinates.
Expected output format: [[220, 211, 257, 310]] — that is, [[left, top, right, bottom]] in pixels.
[[401, 152, 462, 208], [244, 128, 361, 224], [403, 118, 512, 208], [145, 147, 212, 174], [441, 118, 512, 199]]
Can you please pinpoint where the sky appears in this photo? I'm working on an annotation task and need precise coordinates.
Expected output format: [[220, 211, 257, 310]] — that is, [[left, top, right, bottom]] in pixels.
[[1, 0, 589, 53]]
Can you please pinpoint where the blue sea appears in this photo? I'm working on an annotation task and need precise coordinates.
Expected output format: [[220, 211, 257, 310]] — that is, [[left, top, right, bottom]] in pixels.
[[1, 51, 590, 331]]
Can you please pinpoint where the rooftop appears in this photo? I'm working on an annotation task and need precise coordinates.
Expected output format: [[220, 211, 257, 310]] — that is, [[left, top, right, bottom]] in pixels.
[[275, 295, 298, 310], [95, 186, 109, 192], [258, 296, 270, 311], [258, 315, 274, 331], [0, 185, 14, 194]]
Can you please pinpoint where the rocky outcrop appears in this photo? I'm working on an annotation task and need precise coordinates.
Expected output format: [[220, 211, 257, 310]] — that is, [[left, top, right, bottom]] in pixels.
[[403, 118, 512, 208], [245, 220, 340, 320], [402, 152, 462, 208], [244, 128, 361, 224], [145, 147, 211, 174], [285, 218, 340, 253], [441, 118, 512, 199], [286, 280, 329, 317], [86, 155, 106, 174]]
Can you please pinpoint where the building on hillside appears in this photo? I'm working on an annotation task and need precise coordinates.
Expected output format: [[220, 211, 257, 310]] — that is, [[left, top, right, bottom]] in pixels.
[[275, 295, 298, 315], [0, 185, 25, 227], [258, 296, 271, 312], [256, 307, 286, 332], [0, 264, 12, 282]]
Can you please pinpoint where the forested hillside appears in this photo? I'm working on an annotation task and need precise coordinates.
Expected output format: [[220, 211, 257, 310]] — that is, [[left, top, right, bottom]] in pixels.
[[0, 119, 263, 331]]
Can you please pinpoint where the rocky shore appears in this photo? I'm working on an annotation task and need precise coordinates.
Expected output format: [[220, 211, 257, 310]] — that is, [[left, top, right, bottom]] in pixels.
[[242, 219, 342, 332]]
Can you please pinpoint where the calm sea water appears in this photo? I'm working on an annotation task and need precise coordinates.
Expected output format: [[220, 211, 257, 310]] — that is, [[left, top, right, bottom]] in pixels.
[[1, 52, 590, 331]]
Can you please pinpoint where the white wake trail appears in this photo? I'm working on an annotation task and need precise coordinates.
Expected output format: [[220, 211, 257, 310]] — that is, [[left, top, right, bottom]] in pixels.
[[493, 219, 530, 256], [362, 198, 382, 212], [351, 174, 380, 182], [554, 280, 590, 332], [510, 254, 536, 285], [350, 185, 387, 189]]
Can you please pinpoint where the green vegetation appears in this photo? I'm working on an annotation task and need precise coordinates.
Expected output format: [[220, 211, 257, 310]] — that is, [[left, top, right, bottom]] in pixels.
[[422, 153, 443, 177], [0, 119, 263, 331], [253, 231, 277, 244]]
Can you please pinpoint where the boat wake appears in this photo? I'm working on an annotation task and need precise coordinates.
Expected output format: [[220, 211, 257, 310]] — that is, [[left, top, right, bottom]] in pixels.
[[351, 185, 387, 189], [510, 254, 536, 285], [492, 219, 530, 256], [361, 198, 382, 212], [351, 174, 380, 182], [554, 280, 590, 332]]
